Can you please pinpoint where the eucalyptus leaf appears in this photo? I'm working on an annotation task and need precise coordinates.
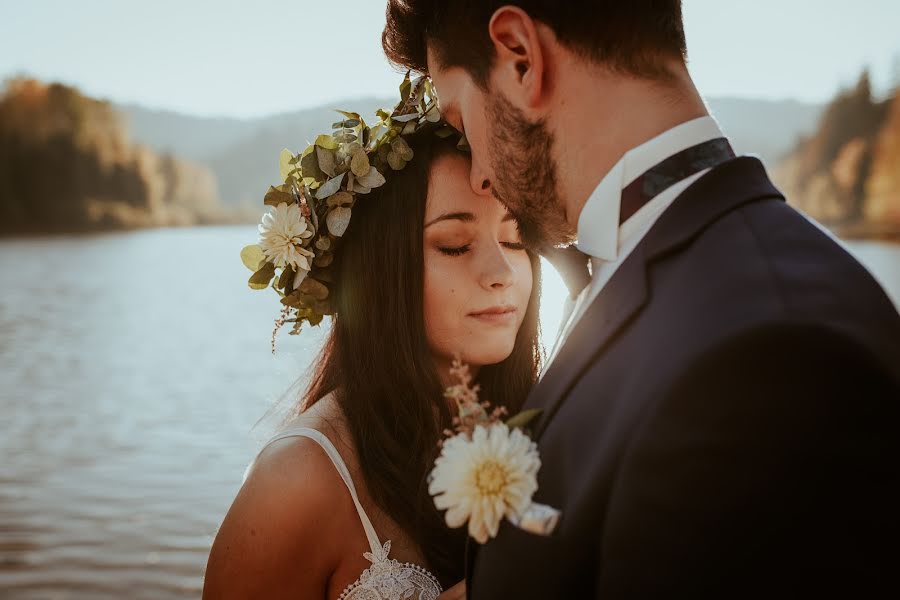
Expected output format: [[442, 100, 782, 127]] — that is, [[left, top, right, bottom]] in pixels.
[[356, 166, 385, 189], [350, 148, 370, 177], [299, 277, 330, 300], [278, 265, 295, 291], [326, 206, 352, 237], [315, 172, 345, 200], [240, 244, 266, 271], [411, 76, 426, 104], [368, 123, 385, 143], [392, 112, 419, 123], [435, 126, 455, 139], [387, 150, 406, 171], [349, 171, 372, 194], [336, 109, 361, 120], [326, 191, 353, 208], [425, 105, 441, 123], [315, 134, 339, 150], [280, 291, 302, 307], [279, 148, 293, 181], [300, 151, 325, 181], [314, 252, 334, 268], [392, 138, 414, 161], [316, 146, 337, 177], [248, 262, 276, 289], [264, 186, 293, 207], [399, 73, 412, 102], [293, 268, 308, 290]]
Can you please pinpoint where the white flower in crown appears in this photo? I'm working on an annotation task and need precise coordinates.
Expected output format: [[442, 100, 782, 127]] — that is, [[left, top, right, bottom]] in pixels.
[[429, 422, 540, 543], [257, 202, 314, 271]]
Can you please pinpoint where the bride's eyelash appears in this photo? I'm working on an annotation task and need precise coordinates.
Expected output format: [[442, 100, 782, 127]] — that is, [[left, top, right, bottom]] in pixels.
[[439, 242, 525, 256], [439, 245, 470, 256], [503, 242, 526, 251]]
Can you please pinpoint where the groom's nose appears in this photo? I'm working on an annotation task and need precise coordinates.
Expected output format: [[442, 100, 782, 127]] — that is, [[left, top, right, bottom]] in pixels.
[[470, 164, 493, 197]]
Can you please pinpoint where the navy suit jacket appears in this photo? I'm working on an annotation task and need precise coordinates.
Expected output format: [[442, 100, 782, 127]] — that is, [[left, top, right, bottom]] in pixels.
[[466, 157, 900, 598]]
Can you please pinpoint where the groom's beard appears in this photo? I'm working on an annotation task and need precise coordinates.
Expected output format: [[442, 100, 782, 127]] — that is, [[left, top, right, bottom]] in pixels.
[[486, 93, 574, 250]]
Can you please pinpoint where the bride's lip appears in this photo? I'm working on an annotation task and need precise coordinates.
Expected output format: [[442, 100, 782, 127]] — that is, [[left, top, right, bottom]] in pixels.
[[468, 305, 517, 322]]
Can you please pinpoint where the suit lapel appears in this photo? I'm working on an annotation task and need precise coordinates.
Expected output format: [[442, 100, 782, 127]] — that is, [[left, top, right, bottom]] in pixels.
[[525, 157, 785, 441], [527, 245, 648, 440]]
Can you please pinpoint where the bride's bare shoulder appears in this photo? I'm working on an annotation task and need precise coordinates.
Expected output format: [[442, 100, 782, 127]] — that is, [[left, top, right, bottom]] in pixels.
[[203, 395, 356, 599]]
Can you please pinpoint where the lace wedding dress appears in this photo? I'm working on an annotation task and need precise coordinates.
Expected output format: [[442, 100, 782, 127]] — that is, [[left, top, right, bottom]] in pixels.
[[257, 426, 443, 600]]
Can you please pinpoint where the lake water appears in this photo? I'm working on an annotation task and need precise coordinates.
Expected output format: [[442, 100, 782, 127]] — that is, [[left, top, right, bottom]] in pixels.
[[1, 226, 898, 599]]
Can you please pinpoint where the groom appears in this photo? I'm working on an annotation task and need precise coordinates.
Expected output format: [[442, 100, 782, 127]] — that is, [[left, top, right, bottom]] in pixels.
[[384, 2, 900, 597]]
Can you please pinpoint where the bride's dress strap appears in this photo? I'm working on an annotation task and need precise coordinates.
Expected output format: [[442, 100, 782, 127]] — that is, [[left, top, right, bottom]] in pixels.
[[261, 427, 382, 555]]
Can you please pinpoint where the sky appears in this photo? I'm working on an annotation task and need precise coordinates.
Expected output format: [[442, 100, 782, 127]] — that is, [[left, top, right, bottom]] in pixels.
[[1, 0, 899, 119]]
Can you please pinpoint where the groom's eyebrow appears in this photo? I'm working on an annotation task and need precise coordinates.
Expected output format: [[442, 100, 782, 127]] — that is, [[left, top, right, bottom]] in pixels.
[[425, 212, 476, 227]]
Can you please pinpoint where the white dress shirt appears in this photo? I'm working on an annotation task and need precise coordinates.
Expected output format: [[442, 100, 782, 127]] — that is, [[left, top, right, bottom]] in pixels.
[[544, 116, 728, 373]]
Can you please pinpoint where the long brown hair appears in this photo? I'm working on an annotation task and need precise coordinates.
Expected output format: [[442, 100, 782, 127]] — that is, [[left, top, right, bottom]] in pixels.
[[301, 132, 542, 586]]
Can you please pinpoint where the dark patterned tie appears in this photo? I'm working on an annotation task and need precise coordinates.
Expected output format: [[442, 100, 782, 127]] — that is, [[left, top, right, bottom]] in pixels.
[[620, 137, 735, 223], [543, 137, 735, 298]]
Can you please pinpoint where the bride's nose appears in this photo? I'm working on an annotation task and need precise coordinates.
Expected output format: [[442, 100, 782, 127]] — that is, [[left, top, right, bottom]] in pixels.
[[478, 243, 515, 290]]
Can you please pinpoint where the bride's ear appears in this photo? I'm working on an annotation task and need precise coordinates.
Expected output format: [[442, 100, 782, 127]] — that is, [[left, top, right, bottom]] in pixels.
[[487, 6, 550, 112]]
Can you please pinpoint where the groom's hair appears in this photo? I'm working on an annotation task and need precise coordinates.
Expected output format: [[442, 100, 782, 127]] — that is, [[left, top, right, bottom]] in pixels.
[[383, 0, 687, 85]]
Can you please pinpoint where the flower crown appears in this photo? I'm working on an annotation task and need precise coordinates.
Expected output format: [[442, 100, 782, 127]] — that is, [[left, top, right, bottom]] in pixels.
[[241, 73, 464, 350]]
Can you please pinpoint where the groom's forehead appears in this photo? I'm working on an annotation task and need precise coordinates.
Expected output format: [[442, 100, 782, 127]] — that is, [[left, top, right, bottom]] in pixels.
[[427, 69, 467, 115]]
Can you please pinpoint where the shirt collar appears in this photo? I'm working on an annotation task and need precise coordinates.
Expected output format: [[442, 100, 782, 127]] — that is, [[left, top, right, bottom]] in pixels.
[[576, 115, 726, 261]]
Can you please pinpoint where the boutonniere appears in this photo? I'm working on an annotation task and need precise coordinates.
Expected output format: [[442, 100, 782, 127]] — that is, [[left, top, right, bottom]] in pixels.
[[427, 359, 561, 544]]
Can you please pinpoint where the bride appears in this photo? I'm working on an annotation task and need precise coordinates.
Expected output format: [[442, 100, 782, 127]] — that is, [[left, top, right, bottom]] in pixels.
[[203, 80, 542, 599]]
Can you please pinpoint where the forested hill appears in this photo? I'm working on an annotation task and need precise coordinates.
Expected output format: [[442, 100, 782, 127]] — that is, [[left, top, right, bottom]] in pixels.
[[0, 78, 242, 234], [776, 72, 900, 239]]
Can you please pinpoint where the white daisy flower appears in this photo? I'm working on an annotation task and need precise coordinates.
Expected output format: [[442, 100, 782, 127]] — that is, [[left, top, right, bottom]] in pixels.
[[257, 202, 314, 269], [428, 424, 541, 544]]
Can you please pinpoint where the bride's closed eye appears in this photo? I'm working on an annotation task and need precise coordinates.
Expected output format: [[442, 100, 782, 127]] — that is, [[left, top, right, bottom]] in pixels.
[[502, 241, 526, 251], [438, 241, 526, 257], [439, 244, 471, 256]]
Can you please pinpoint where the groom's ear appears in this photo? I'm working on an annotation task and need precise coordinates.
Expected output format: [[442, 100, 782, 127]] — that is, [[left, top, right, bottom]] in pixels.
[[487, 6, 550, 112]]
